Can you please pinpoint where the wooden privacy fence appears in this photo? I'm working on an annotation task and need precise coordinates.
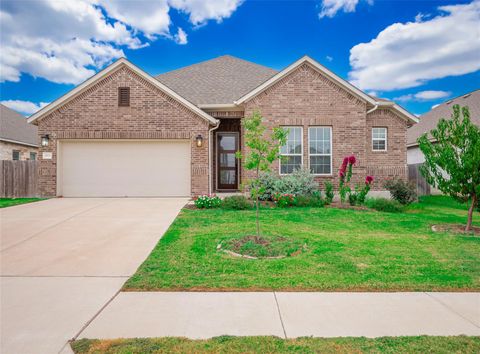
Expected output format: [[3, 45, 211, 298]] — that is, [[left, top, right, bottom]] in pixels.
[[0, 160, 39, 198], [408, 163, 430, 196]]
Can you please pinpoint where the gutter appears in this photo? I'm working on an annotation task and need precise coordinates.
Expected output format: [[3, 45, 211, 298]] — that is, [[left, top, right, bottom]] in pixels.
[[208, 121, 221, 195], [0, 137, 39, 148], [367, 104, 379, 115]]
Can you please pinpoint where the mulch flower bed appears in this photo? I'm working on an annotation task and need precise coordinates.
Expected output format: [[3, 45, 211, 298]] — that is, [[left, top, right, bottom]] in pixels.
[[432, 224, 480, 236]]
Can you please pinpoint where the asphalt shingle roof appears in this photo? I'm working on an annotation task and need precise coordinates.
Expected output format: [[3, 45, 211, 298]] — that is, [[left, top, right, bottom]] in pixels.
[[0, 104, 38, 147], [407, 89, 480, 146], [156, 55, 278, 105]]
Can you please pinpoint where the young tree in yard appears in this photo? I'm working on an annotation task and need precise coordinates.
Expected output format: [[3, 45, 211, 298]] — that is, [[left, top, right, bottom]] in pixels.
[[418, 105, 480, 232], [236, 111, 288, 237]]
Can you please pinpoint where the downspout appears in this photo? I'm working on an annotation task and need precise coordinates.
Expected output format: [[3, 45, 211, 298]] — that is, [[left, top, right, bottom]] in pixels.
[[208, 120, 220, 195], [367, 104, 378, 115]]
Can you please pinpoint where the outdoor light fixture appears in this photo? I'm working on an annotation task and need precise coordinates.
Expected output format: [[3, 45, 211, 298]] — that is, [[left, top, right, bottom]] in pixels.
[[195, 134, 203, 147], [41, 134, 50, 147]]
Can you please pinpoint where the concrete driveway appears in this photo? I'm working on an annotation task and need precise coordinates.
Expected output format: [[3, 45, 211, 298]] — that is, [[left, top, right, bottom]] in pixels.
[[1, 198, 187, 354]]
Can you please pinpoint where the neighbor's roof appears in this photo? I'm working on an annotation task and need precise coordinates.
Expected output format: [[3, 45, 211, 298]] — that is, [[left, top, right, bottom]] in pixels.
[[156, 55, 277, 106], [0, 104, 38, 147], [407, 89, 480, 146]]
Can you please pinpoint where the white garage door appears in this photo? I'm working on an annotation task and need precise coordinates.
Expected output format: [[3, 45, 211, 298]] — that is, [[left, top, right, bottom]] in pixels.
[[59, 140, 191, 197]]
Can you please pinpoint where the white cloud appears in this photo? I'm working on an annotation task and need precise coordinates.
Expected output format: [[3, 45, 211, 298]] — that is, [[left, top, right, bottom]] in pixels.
[[319, 0, 372, 18], [326, 55, 333, 62], [0, 0, 243, 84], [1, 100, 49, 115], [394, 90, 451, 102], [174, 28, 188, 45], [170, 0, 244, 25], [349, 0, 480, 91]]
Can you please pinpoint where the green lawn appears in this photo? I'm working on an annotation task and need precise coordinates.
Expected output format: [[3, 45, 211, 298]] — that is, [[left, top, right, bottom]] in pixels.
[[0, 198, 44, 208], [124, 195, 480, 291], [71, 336, 480, 354]]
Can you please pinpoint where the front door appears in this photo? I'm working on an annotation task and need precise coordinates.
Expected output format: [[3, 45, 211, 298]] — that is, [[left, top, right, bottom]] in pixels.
[[217, 132, 238, 190]]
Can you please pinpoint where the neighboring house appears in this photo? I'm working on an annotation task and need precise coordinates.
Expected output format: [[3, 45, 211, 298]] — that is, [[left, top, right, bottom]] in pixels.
[[28, 55, 417, 197], [407, 89, 480, 165], [1, 104, 38, 160]]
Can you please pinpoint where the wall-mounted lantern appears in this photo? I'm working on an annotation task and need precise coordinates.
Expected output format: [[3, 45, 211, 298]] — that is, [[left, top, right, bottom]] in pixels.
[[41, 134, 50, 147], [195, 134, 203, 147]]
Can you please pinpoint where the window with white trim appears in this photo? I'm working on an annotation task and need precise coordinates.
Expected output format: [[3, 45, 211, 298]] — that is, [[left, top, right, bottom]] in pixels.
[[372, 127, 387, 151], [280, 126, 302, 174], [309, 127, 332, 175]]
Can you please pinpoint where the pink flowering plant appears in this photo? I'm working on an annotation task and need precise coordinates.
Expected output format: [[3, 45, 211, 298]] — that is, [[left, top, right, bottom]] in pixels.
[[194, 194, 221, 209], [338, 155, 374, 205]]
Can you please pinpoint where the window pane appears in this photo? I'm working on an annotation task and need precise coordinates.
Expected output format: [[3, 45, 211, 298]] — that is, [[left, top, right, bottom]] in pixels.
[[219, 136, 236, 150], [219, 153, 236, 167], [372, 127, 386, 139], [373, 140, 386, 150], [30, 152, 36, 160], [12, 151, 20, 160], [220, 170, 236, 184], [310, 155, 331, 174], [280, 155, 301, 174], [281, 127, 302, 154], [309, 127, 330, 154]]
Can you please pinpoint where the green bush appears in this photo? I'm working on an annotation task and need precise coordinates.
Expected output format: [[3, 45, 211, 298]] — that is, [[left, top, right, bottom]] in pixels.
[[324, 181, 334, 204], [295, 193, 325, 207], [194, 195, 221, 209], [221, 195, 253, 210], [365, 197, 403, 213], [274, 168, 318, 196], [384, 178, 417, 205], [273, 193, 296, 207], [252, 173, 277, 201]]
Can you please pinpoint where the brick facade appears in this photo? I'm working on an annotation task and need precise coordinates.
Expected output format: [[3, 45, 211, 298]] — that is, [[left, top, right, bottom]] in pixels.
[[242, 62, 408, 190], [36, 66, 211, 197]]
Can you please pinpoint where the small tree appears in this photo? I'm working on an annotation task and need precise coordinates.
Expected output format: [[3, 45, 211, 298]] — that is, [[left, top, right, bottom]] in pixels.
[[236, 111, 287, 237], [418, 105, 480, 231]]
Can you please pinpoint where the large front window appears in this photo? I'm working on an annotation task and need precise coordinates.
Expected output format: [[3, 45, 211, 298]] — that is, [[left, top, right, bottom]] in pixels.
[[309, 127, 332, 175], [280, 126, 302, 174]]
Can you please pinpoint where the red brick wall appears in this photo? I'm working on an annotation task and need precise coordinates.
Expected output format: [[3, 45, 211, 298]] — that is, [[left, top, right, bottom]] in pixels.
[[242, 62, 408, 190], [36, 65, 211, 197]]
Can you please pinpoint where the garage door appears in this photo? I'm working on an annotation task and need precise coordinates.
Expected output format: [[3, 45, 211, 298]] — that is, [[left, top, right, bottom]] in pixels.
[[59, 140, 191, 197]]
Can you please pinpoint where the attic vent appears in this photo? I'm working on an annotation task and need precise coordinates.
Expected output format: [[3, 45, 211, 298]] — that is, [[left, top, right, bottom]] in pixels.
[[118, 87, 130, 107]]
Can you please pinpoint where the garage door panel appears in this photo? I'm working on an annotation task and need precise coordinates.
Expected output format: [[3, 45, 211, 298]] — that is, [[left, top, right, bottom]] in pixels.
[[60, 141, 190, 197]]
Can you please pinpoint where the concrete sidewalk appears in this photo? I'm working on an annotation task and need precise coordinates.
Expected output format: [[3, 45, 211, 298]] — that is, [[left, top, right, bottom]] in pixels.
[[79, 291, 480, 340]]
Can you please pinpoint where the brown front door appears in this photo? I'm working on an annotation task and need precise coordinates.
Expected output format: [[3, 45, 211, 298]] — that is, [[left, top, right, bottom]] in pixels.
[[217, 132, 238, 190]]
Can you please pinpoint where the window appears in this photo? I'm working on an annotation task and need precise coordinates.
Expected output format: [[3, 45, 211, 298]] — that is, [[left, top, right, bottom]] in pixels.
[[309, 127, 332, 175], [118, 87, 130, 107], [12, 150, 20, 160], [280, 127, 302, 174], [372, 127, 387, 151], [30, 152, 37, 160]]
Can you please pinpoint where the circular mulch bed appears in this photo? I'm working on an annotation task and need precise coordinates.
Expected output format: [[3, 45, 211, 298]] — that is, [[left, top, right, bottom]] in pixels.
[[432, 224, 480, 236], [218, 235, 305, 259]]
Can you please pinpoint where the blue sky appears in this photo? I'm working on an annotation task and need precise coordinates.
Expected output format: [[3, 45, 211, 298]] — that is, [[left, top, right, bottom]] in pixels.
[[1, 0, 479, 117]]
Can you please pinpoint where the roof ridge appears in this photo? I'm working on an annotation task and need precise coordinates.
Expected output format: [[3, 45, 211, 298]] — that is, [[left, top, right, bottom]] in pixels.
[[156, 55, 276, 78]]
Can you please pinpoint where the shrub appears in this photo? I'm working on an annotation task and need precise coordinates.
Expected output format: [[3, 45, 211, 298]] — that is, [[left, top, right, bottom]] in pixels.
[[194, 195, 221, 209], [324, 181, 334, 204], [221, 195, 253, 210], [384, 178, 417, 205], [273, 193, 296, 208], [365, 197, 403, 213], [252, 172, 277, 201], [295, 193, 325, 208], [274, 168, 318, 196]]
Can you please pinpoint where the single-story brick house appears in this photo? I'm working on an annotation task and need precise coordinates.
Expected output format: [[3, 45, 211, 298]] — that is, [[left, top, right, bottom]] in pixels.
[[1, 104, 38, 160], [28, 55, 417, 197]]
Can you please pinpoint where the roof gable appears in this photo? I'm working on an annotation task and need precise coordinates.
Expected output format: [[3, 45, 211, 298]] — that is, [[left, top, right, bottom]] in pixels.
[[28, 58, 218, 126], [0, 104, 38, 147], [156, 55, 277, 105]]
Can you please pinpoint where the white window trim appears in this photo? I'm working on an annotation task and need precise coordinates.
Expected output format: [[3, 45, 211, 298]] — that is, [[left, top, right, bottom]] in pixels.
[[372, 127, 388, 152], [308, 126, 333, 176], [279, 126, 303, 175]]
